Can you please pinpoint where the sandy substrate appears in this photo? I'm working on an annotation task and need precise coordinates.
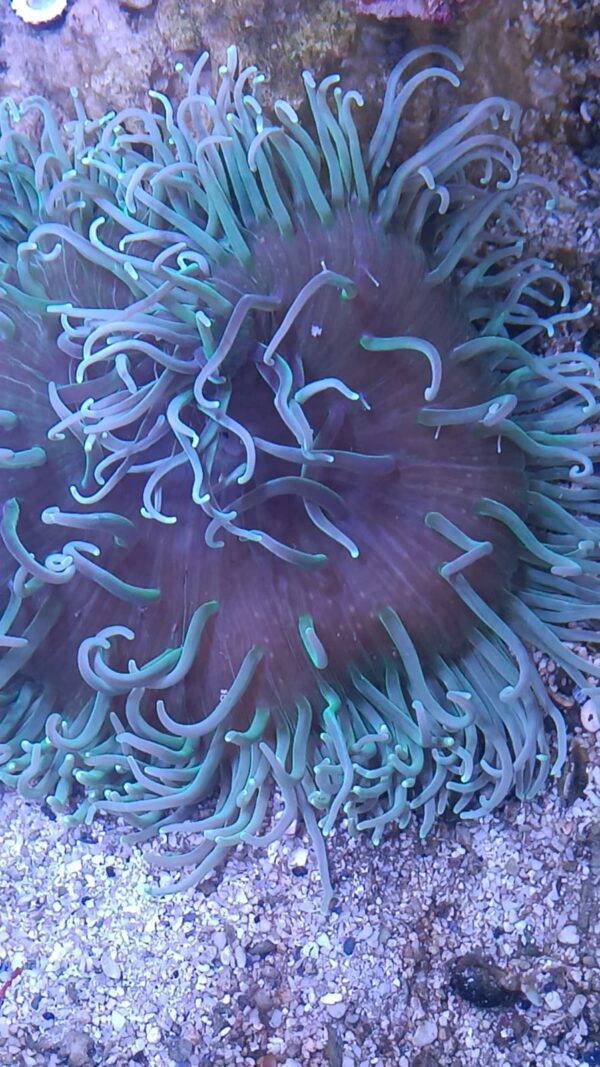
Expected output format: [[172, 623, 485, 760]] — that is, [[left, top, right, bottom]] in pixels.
[[0, 729, 598, 1067]]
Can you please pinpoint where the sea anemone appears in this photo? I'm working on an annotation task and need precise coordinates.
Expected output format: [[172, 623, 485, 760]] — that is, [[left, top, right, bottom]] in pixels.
[[1, 47, 598, 902]]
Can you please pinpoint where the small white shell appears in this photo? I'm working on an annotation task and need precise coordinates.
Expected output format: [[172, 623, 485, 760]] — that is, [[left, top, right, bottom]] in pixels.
[[580, 698, 600, 733], [10, 0, 67, 25]]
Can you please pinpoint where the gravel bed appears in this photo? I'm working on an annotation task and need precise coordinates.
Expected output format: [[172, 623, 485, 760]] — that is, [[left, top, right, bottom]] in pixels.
[[0, 720, 598, 1067]]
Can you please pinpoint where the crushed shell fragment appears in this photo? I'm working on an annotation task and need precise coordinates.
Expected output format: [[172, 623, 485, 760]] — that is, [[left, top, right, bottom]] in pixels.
[[10, 0, 67, 25]]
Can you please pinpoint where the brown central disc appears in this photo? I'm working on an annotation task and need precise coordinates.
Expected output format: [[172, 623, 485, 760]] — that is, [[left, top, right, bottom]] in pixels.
[[21, 210, 525, 723]]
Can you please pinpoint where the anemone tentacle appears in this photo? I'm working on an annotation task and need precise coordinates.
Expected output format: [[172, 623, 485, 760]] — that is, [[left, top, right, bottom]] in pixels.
[[0, 45, 598, 902]]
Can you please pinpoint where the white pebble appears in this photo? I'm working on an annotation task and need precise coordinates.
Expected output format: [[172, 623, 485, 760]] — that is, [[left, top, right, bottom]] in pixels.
[[111, 1011, 126, 1032], [558, 924, 579, 945], [146, 1024, 161, 1044], [569, 994, 587, 1016], [545, 991, 562, 1011], [101, 953, 121, 981], [321, 991, 346, 1018], [321, 991, 343, 1004], [290, 847, 308, 868], [213, 930, 227, 951], [413, 1020, 438, 1048], [580, 699, 599, 733], [326, 1001, 346, 1019]]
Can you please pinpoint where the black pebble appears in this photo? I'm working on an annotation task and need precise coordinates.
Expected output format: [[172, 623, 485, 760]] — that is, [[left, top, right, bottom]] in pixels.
[[450, 953, 520, 1010]]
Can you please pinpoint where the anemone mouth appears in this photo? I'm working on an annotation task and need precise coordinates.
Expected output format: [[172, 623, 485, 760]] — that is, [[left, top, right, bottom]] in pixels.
[[0, 45, 599, 901], [197, 207, 528, 689]]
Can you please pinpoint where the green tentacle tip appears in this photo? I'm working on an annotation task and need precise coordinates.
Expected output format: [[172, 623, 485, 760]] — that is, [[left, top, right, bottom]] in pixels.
[[298, 615, 328, 669]]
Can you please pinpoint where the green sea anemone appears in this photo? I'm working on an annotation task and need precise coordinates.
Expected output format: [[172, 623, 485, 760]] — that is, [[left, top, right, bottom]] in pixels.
[[1, 46, 598, 902]]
